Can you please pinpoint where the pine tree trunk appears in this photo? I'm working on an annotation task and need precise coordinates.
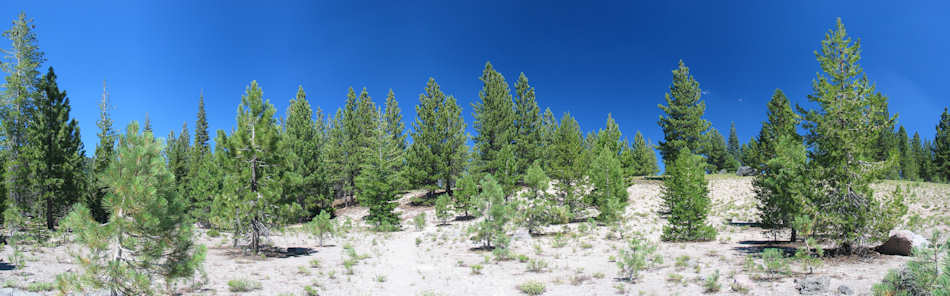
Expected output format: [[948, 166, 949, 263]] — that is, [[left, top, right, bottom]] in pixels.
[[790, 228, 797, 243]]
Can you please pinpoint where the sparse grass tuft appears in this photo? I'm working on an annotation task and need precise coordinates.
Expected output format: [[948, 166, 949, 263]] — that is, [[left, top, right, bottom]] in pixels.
[[228, 279, 262, 292], [517, 280, 546, 295]]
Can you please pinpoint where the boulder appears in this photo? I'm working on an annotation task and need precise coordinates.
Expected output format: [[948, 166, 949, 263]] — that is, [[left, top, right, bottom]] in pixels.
[[837, 285, 854, 295], [794, 276, 829, 295], [876, 230, 930, 256], [736, 166, 756, 176], [512, 227, 532, 242]]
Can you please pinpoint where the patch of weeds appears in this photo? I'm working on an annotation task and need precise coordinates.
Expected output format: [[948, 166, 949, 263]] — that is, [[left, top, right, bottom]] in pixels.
[[614, 283, 626, 294], [703, 270, 721, 293], [527, 258, 549, 273], [207, 229, 220, 238], [309, 259, 321, 268], [304, 285, 319, 296], [667, 273, 684, 283], [552, 233, 567, 248], [343, 259, 356, 275], [581, 242, 593, 249], [25, 281, 54, 292], [518, 254, 530, 263], [730, 280, 750, 294], [748, 248, 790, 280], [416, 237, 423, 246], [471, 264, 483, 275], [571, 273, 591, 285], [593, 272, 605, 279], [375, 275, 387, 283], [228, 279, 262, 292], [414, 213, 427, 231], [297, 265, 311, 275], [517, 280, 546, 295], [675, 255, 690, 269]]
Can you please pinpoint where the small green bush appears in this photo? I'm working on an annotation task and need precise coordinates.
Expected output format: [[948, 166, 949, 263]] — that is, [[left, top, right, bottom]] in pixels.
[[517, 281, 546, 295], [25, 281, 54, 292], [527, 258, 549, 273], [703, 270, 721, 293], [435, 194, 453, 225], [228, 279, 262, 292], [207, 229, 220, 238], [471, 264, 483, 275], [617, 235, 659, 282], [414, 213, 427, 231]]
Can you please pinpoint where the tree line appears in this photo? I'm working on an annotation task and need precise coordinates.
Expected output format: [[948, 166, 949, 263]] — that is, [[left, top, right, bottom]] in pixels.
[[1, 12, 950, 294]]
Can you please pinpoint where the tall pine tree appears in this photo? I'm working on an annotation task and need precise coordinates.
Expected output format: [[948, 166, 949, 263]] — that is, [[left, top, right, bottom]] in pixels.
[[406, 78, 468, 197], [282, 86, 331, 220], [657, 60, 710, 169], [472, 62, 516, 184], [356, 109, 404, 229], [1, 12, 45, 214], [26, 68, 86, 230], [89, 82, 115, 223], [215, 81, 289, 253], [513, 73, 542, 178], [727, 122, 741, 162], [799, 19, 904, 249], [549, 113, 586, 212]]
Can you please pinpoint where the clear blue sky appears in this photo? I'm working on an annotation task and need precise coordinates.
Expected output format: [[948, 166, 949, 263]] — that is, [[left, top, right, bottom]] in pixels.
[[3, 1, 948, 166]]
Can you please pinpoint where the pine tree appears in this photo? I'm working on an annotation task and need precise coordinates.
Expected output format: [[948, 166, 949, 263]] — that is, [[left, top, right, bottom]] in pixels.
[[215, 81, 288, 253], [383, 89, 407, 152], [657, 60, 710, 169], [727, 122, 741, 161], [740, 137, 761, 167], [26, 68, 86, 230], [454, 172, 478, 218], [549, 113, 586, 212], [193, 91, 209, 153], [61, 121, 205, 295], [595, 114, 624, 156], [935, 108, 950, 182], [89, 82, 115, 223], [340, 87, 378, 206], [143, 113, 152, 134], [355, 110, 404, 229], [898, 126, 919, 180], [753, 135, 811, 242], [914, 133, 933, 182], [165, 123, 191, 194], [282, 86, 330, 220], [1, 12, 45, 214], [628, 131, 659, 176], [469, 174, 510, 249], [747, 89, 801, 170], [513, 73, 542, 177], [661, 148, 716, 242], [539, 107, 558, 172], [589, 147, 626, 222], [702, 128, 734, 173], [406, 78, 468, 197], [473, 62, 516, 182], [799, 19, 905, 249], [186, 92, 216, 224]]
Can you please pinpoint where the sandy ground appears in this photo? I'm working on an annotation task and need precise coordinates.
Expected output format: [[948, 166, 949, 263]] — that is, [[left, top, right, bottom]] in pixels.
[[2, 176, 949, 296]]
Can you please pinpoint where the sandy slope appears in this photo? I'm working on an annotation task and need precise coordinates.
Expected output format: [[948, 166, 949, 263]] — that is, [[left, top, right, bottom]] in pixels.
[[2, 176, 949, 295]]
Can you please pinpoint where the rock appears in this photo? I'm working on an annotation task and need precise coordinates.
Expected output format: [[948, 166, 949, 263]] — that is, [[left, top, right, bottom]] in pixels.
[[876, 230, 930, 256], [837, 285, 854, 295], [512, 227, 532, 241], [736, 166, 756, 176], [795, 276, 829, 295]]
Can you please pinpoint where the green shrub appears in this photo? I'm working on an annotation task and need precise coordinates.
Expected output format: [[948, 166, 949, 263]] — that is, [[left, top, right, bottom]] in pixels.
[[306, 210, 336, 247], [471, 264, 483, 275], [414, 213, 427, 231], [527, 258, 549, 273], [207, 229, 220, 238], [435, 194, 453, 225], [25, 281, 54, 292], [617, 235, 659, 282], [703, 270, 721, 293], [228, 279, 262, 292], [517, 281, 546, 295]]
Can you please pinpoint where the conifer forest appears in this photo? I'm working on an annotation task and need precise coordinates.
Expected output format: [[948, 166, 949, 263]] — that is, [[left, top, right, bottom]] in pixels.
[[1, 9, 950, 296]]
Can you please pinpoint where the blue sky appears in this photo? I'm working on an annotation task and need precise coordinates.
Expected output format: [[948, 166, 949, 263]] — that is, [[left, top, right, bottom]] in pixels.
[[2, 1, 948, 166]]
